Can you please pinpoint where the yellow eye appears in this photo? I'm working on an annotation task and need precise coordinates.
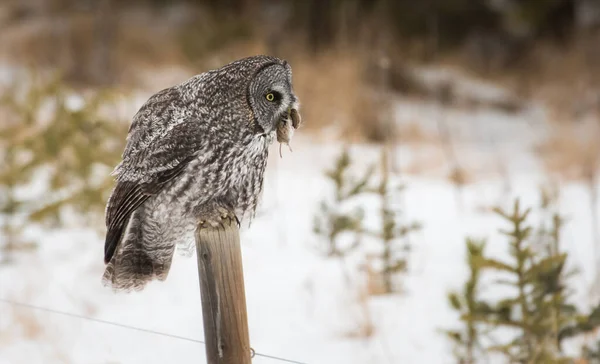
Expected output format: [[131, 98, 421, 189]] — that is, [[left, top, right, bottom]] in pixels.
[[265, 93, 275, 102]]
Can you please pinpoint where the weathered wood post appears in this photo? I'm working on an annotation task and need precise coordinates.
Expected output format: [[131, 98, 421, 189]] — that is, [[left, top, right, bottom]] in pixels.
[[195, 218, 251, 364]]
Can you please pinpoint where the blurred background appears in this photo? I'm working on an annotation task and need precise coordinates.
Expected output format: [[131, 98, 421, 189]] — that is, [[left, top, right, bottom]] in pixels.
[[1, 0, 600, 363]]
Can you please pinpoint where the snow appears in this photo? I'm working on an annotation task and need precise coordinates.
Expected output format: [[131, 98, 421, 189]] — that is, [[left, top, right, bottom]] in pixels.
[[414, 66, 512, 104], [1, 92, 599, 364]]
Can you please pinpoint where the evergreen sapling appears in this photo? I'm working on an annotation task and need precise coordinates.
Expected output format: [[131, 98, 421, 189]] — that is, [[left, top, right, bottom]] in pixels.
[[0, 72, 127, 261], [446, 197, 600, 363], [313, 148, 373, 257]]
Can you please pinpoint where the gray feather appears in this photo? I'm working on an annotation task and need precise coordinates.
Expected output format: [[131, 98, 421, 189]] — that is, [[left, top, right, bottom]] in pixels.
[[102, 55, 300, 291]]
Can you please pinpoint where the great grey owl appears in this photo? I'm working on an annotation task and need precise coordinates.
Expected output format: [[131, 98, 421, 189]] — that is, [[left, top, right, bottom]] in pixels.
[[102, 55, 301, 291]]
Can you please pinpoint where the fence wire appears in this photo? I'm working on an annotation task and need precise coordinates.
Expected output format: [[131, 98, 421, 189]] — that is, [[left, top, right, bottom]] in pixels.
[[0, 298, 307, 364]]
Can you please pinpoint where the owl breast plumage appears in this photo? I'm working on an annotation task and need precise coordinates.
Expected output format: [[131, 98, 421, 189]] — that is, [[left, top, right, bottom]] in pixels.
[[102, 55, 299, 291]]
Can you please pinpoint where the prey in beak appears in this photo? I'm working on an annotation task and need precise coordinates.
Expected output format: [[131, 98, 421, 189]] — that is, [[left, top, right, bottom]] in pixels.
[[276, 107, 302, 158]]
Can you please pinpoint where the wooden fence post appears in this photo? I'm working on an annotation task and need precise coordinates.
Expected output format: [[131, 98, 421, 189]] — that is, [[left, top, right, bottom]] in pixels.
[[195, 218, 251, 364]]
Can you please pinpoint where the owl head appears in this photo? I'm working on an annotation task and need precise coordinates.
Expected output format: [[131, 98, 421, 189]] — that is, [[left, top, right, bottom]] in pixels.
[[247, 59, 300, 135]]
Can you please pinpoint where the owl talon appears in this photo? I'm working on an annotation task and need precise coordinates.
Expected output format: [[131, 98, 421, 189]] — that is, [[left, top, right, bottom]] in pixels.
[[212, 211, 239, 229]]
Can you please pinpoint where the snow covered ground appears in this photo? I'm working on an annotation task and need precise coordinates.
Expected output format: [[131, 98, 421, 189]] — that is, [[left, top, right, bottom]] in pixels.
[[1, 87, 599, 364]]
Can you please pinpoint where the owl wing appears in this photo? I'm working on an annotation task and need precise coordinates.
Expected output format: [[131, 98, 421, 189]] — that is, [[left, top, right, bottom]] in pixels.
[[104, 88, 204, 264], [103, 155, 194, 264]]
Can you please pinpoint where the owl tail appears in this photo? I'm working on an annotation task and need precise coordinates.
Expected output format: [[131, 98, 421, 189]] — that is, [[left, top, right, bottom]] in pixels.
[[102, 206, 176, 292]]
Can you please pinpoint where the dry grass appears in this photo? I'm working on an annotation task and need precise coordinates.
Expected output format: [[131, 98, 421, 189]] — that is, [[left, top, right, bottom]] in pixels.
[[3, 305, 71, 363], [397, 122, 441, 145], [429, 37, 600, 185], [448, 166, 472, 186], [0, 11, 177, 87], [530, 36, 600, 104], [0, 3, 259, 88], [0, 287, 43, 345], [359, 255, 387, 297], [404, 146, 447, 176], [0, 278, 72, 361], [291, 50, 361, 131], [291, 50, 391, 143], [343, 287, 376, 339], [536, 121, 600, 181], [531, 38, 600, 182], [339, 255, 398, 339], [10, 308, 44, 340], [343, 269, 378, 339]]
